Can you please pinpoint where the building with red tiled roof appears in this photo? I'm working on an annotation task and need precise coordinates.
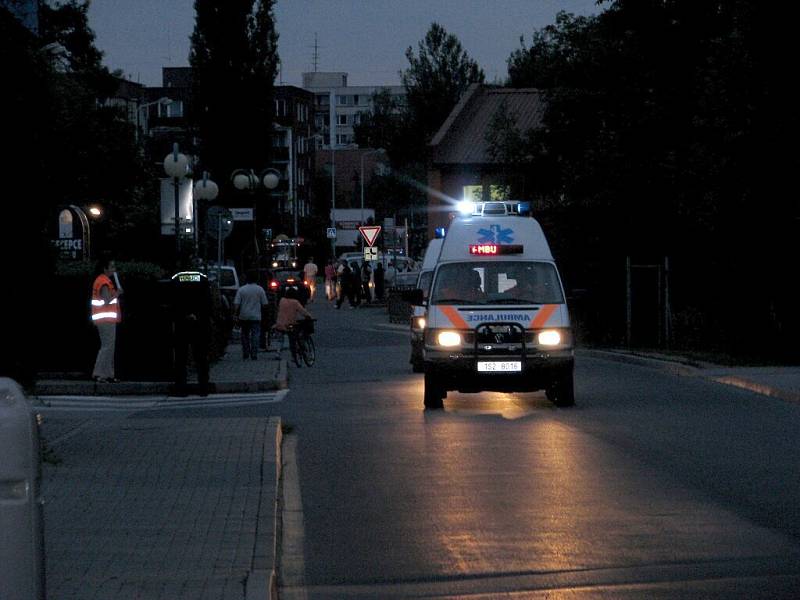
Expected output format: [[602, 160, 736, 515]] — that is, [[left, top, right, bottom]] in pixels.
[[427, 84, 546, 237]]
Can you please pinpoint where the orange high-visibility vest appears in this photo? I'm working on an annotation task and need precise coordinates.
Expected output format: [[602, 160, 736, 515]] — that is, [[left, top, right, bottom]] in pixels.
[[91, 274, 121, 324]]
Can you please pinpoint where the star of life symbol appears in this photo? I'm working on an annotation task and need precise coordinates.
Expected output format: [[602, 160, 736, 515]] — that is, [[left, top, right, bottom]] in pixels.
[[477, 224, 514, 244]]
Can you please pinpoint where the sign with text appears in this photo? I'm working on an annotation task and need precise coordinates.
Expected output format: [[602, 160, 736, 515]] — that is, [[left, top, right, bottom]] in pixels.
[[359, 225, 381, 247], [231, 208, 254, 221], [326, 227, 337, 239]]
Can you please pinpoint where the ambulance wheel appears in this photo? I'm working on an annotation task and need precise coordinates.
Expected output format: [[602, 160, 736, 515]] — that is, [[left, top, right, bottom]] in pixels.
[[549, 372, 575, 407], [423, 372, 445, 409]]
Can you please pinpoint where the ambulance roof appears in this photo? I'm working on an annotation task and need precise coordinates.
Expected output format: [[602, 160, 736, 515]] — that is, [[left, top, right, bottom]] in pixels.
[[420, 238, 444, 271], [439, 215, 553, 262]]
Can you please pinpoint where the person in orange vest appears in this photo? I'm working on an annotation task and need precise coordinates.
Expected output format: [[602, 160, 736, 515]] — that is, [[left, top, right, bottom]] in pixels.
[[90, 257, 122, 382]]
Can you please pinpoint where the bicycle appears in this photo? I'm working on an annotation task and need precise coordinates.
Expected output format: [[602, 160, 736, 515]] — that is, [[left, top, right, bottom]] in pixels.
[[287, 317, 316, 367]]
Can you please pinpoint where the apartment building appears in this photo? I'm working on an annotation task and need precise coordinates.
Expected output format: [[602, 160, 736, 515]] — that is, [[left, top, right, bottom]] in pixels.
[[302, 72, 405, 148]]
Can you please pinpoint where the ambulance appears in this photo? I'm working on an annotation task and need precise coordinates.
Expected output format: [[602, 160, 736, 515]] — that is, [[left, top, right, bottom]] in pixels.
[[409, 237, 444, 372], [420, 202, 574, 408]]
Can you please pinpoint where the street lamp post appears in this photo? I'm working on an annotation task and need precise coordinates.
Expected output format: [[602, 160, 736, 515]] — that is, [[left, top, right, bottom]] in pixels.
[[231, 168, 281, 264], [164, 143, 190, 265]]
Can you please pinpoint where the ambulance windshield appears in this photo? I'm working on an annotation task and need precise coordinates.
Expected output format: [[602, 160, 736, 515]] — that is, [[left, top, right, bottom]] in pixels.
[[431, 261, 563, 305]]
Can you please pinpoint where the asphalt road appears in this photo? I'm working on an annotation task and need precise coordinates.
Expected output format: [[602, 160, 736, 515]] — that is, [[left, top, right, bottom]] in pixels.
[[278, 299, 800, 598]]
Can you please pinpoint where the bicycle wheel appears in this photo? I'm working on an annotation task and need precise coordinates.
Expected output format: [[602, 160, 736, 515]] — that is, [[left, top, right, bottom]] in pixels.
[[301, 335, 315, 367]]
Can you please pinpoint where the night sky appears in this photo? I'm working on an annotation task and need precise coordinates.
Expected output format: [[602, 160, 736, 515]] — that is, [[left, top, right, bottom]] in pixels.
[[88, 0, 600, 87]]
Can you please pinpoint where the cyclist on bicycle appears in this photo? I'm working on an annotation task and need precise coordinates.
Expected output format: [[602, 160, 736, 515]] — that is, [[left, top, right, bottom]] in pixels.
[[273, 287, 313, 360]]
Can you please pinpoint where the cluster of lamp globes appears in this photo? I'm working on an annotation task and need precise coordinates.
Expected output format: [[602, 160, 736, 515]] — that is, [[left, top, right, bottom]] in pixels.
[[162, 145, 281, 203]]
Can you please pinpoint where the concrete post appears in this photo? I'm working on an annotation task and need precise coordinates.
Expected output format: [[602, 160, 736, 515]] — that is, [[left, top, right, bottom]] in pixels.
[[0, 378, 46, 600]]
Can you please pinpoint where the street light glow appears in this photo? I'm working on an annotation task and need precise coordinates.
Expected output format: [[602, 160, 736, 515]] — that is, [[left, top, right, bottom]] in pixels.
[[88, 206, 102, 217]]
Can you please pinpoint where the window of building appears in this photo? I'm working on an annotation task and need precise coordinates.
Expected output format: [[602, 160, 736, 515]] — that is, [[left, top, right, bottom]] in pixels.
[[336, 95, 351, 106], [317, 95, 329, 106], [275, 99, 287, 117], [337, 114, 348, 126]]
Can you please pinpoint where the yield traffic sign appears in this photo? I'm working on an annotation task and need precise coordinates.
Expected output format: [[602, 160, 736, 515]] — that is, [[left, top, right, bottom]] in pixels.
[[358, 225, 381, 247]]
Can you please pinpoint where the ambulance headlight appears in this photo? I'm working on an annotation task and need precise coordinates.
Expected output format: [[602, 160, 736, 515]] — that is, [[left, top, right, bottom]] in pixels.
[[437, 331, 461, 347], [456, 200, 475, 215], [537, 330, 562, 346]]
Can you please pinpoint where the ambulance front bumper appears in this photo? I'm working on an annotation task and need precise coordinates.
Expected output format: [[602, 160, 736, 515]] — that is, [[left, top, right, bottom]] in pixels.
[[423, 348, 574, 393]]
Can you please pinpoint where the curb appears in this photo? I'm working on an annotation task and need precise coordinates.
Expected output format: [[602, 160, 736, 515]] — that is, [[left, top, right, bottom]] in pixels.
[[708, 375, 800, 405], [33, 372, 285, 397], [274, 359, 288, 390], [582, 348, 800, 405], [271, 418, 285, 600], [579, 349, 700, 374]]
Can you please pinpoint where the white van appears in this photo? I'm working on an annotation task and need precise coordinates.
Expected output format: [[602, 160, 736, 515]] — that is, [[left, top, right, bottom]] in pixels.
[[409, 238, 444, 372], [420, 205, 574, 408]]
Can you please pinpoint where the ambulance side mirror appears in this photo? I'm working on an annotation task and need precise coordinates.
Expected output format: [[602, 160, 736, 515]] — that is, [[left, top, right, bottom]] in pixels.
[[402, 288, 425, 306]]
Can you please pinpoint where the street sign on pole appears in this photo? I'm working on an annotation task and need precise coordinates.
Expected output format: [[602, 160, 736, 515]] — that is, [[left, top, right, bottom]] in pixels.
[[364, 247, 378, 262], [206, 206, 233, 239], [358, 225, 381, 247], [326, 227, 337, 239]]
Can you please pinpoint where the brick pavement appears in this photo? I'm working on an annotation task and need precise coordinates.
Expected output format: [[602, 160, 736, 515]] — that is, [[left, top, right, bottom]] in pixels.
[[42, 416, 279, 600]]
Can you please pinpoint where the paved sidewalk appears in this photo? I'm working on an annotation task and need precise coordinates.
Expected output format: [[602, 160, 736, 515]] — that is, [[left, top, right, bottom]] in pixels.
[[43, 416, 281, 600], [33, 344, 286, 396]]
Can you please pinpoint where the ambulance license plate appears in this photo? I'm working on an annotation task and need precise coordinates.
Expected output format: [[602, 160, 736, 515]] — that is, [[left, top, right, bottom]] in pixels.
[[477, 361, 522, 373]]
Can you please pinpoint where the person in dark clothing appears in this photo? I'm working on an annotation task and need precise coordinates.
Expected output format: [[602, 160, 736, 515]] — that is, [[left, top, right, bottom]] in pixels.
[[171, 271, 212, 396], [350, 261, 362, 306], [374, 262, 385, 301], [361, 261, 372, 303], [335, 261, 353, 309]]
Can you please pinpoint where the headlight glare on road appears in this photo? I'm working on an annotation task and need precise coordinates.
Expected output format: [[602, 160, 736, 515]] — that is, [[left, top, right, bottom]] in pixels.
[[537, 330, 561, 346], [437, 331, 461, 347]]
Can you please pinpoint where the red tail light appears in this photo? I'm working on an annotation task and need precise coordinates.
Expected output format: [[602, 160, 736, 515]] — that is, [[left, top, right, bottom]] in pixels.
[[269, 280, 279, 289]]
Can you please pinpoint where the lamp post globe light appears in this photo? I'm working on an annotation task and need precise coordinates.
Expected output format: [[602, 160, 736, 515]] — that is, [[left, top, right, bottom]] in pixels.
[[164, 143, 190, 264], [230, 168, 282, 262]]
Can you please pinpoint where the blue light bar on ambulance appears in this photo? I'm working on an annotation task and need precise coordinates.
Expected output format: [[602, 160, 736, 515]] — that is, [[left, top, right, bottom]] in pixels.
[[434, 227, 446, 239], [469, 244, 524, 255]]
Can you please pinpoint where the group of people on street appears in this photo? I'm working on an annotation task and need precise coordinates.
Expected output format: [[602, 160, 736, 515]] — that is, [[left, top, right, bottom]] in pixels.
[[89, 256, 317, 395], [327, 258, 385, 308]]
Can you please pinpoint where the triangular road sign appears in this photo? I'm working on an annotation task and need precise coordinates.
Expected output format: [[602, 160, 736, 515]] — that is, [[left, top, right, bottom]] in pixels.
[[359, 225, 381, 247]]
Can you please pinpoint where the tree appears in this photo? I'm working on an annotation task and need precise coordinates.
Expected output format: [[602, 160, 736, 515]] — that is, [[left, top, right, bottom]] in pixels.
[[190, 0, 279, 179], [402, 23, 485, 149], [353, 89, 400, 151]]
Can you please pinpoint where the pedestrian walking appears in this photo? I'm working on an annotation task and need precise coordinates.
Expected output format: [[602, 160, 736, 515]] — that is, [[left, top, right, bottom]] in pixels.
[[171, 270, 212, 396], [303, 256, 318, 301], [350, 261, 362, 307], [374, 261, 385, 301], [90, 257, 122, 382], [233, 269, 268, 360], [361, 261, 373, 303], [335, 261, 353, 309], [324, 259, 336, 301]]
